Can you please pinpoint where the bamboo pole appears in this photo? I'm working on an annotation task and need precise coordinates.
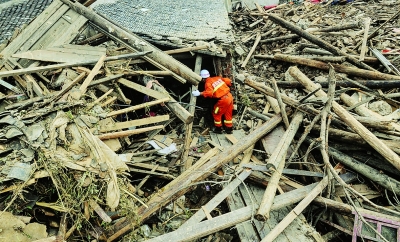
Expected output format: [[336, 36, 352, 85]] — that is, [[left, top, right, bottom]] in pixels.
[[289, 66, 400, 171], [256, 112, 303, 220]]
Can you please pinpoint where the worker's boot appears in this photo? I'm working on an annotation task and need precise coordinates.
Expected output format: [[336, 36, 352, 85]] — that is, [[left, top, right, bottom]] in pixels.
[[214, 126, 223, 134], [225, 127, 233, 134]]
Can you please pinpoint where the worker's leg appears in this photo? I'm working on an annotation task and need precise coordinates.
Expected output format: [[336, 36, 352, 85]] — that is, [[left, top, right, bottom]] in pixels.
[[223, 93, 234, 134], [212, 101, 223, 133]]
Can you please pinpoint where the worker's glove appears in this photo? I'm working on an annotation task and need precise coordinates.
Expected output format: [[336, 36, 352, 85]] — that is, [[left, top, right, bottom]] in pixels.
[[192, 90, 201, 97]]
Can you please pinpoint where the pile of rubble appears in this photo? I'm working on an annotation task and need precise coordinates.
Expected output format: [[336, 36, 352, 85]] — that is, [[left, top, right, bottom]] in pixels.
[[0, 0, 400, 241]]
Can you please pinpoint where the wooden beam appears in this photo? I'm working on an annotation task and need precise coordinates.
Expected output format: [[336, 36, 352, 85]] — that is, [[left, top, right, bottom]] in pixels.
[[118, 78, 168, 100]]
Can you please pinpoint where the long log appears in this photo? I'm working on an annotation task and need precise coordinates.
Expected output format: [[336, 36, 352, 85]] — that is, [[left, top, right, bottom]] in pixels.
[[289, 66, 400, 171], [268, 54, 400, 80], [59, 0, 201, 85], [108, 114, 283, 241], [312, 22, 360, 32], [300, 48, 378, 63], [260, 34, 299, 43], [267, 14, 375, 71], [256, 112, 303, 220]]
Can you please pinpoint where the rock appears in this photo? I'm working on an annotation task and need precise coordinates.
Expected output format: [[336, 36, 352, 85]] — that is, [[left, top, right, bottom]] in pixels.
[[23, 223, 48, 240], [284, 69, 296, 82], [314, 75, 328, 83], [234, 45, 245, 56], [235, 73, 245, 83], [368, 101, 392, 116]]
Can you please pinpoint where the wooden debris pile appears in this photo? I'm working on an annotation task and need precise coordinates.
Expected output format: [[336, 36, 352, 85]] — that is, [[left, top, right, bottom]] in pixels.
[[1, 0, 400, 242]]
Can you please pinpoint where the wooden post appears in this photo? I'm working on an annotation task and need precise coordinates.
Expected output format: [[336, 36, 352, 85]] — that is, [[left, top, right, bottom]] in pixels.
[[108, 114, 283, 241], [182, 55, 202, 171], [256, 112, 303, 220], [270, 77, 289, 129], [289, 66, 400, 171], [241, 32, 261, 68], [59, 0, 201, 85], [359, 18, 371, 61], [267, 13, 375, 71]]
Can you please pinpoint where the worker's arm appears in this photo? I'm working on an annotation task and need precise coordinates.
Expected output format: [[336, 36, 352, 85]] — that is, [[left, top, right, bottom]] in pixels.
[[201, 81, 214, 98], [222, 77, 232, 87]]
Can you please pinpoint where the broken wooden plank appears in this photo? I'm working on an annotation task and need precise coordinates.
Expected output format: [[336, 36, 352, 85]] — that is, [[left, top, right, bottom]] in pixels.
[[359, 17, 371, 61], [98, 115, 169, 133], [182, 54, 202, 171], [12, 45, 106, 63], [258, 54, 400, 80], [97, 125, 164, 140], [78, 55, 106, 97], [0, 52, 150, 78]]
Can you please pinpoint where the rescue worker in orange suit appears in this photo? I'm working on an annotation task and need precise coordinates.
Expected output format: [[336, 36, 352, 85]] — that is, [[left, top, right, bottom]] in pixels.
[[192, 69, 234, 134]]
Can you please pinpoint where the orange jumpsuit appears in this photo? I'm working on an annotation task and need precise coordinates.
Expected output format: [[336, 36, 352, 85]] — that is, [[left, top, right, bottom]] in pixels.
[[201, 76, 233, 128]]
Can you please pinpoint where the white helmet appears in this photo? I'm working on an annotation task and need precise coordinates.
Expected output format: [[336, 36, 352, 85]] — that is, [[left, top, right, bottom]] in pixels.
[[200, 69, 210, 78]]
